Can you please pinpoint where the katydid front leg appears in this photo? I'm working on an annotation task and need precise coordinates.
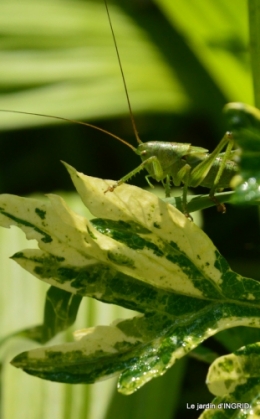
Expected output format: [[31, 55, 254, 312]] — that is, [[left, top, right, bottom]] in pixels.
[[105, 155, 164, 193]]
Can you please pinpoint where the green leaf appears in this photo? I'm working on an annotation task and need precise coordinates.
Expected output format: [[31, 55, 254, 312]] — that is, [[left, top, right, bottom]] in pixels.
[[224, 102, 260, 205], [1, 164, 260, 394], [23, 286, 82, 343], [1, 286, 82, 345]]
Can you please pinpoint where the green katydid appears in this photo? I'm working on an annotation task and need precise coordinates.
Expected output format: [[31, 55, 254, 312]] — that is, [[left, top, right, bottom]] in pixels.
[[0, 0, 240, 218], [102, 0, 239, 217], [104, 132, 238, 216]]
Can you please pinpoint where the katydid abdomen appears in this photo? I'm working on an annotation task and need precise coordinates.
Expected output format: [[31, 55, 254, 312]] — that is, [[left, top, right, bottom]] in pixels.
[[136, 140, 238, 190]]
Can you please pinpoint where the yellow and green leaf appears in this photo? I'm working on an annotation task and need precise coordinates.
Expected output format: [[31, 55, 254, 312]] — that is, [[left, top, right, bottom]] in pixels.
[[1, 164, 260, 395]]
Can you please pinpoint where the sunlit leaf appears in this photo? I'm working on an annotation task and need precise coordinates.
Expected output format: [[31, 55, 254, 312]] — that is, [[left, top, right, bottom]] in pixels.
[[0, 193, 129, 419], [1, 164, 260, 394]]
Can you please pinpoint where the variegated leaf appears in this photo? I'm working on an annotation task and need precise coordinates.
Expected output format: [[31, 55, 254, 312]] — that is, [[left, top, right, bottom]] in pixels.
[[206, 342, 260, 396], [197, 344, 260, 418], [1, 164, 260, 394], [1, 286, 82, 345]]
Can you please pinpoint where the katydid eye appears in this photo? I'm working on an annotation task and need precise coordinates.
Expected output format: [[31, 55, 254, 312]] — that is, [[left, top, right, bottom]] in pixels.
[[141, 150, 147, 155]]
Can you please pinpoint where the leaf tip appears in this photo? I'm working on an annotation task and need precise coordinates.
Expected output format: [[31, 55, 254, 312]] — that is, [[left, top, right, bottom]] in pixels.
[[60, 160, 68, 168], [61, 161, 75, 175]]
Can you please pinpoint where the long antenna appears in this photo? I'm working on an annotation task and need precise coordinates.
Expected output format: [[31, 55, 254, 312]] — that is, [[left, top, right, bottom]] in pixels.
[[104, 0, 142, 144], [0, 109, 136, 151]]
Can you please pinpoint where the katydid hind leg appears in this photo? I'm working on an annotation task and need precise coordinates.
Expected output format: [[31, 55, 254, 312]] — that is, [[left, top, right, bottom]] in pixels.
[[189, 132, 233, 188], [208, 132, 235, 213], [178, 169, 194, 220], [189, 132, 235, 212]]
